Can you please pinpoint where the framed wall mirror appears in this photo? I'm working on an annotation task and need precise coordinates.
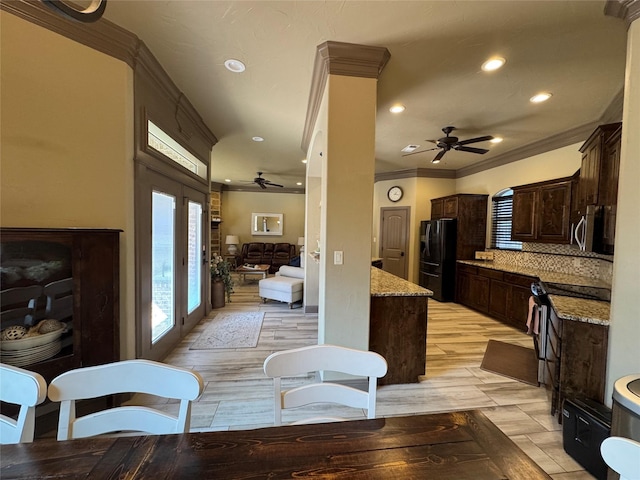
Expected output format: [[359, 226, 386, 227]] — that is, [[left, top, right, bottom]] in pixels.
[[251, 213, 283, 236]]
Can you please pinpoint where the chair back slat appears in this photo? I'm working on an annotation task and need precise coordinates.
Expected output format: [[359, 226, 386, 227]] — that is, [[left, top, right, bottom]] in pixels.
[[264, 344, 387, 426], [0, 363, 47, 444], [49, 359, 204, 440]]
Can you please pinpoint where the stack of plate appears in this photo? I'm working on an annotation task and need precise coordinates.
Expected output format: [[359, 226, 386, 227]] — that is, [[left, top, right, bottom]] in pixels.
[[0, 327, 65, 367]]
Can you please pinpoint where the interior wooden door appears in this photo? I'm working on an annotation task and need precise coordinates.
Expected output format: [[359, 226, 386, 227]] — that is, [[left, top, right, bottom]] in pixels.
[[380, 207, 409, 279]]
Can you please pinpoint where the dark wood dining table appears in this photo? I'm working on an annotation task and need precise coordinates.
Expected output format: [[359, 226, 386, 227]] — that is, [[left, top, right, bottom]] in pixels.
[[1, 410, 550, 479]]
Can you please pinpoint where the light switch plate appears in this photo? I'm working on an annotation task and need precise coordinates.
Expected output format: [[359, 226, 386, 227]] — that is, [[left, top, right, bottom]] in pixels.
[[334, 251, 343, 265]]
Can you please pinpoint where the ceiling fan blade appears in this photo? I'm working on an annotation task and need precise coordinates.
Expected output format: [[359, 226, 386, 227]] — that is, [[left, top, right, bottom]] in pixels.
[[433, 149, 446, 162], [265, 182, 284, 188], [455, 146, 489, 154], [257, 182, 267, 189], [456, 135, 494, 146], [402, 147, 439, 157]]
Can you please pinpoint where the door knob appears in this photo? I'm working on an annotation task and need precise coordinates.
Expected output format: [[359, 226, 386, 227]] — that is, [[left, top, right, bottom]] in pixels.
[[400, 252, 405, 257]]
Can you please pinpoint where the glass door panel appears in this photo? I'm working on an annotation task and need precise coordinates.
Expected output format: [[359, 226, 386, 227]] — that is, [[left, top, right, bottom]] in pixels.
[[187, 200, 202, 314], [151, 191, 176, 343], [183, 186, 207, 332]]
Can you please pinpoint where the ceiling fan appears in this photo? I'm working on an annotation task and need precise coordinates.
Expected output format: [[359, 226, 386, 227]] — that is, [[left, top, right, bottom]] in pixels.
[[403, 126, 494, 164], [252, 172, 283, 189]]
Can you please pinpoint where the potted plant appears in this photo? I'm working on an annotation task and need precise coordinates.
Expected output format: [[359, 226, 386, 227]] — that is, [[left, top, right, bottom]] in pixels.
[[210, 255, 234, 307]]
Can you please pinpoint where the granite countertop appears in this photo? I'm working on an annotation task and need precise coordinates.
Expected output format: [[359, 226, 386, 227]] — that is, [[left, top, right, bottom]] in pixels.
[[548, 295, 610, 326], [457, 260, 611, 326], [457, 260, 611, 289], [371, 267, 433, 297]]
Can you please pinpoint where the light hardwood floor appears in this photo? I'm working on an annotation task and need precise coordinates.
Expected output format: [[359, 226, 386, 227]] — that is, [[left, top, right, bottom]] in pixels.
[[132, 274, 595, 479]]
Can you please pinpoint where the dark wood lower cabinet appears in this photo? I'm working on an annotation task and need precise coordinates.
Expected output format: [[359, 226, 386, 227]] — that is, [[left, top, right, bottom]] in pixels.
[[370, 295, 428, 385], [456, 263, 535, 331]]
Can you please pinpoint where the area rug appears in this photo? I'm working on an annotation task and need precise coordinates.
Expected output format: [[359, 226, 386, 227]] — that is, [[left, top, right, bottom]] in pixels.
[[190, 312, 264, 349], [480, 339, 539, 386]]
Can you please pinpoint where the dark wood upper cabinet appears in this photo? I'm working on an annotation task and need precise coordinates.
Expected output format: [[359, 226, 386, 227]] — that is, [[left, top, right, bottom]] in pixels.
[[430, 194, 488, 260], [511, 177, 572, 243], [577, 123, 622, 217], [599, 125, 622, 254]]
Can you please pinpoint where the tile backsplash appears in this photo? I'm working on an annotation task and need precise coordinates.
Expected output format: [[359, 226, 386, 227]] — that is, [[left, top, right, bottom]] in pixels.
[[489, 243, 613, 285]]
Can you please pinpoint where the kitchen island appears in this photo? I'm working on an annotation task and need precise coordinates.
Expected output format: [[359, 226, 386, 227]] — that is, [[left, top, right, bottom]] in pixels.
[[370, 267, 432, 385]]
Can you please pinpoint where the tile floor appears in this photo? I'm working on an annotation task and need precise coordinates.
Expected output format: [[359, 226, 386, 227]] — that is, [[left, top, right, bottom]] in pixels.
[[130, 274, 595, 479]]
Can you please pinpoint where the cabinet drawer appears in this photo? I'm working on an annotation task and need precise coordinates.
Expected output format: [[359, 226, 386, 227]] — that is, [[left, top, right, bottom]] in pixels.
[[477, 267, 504, 281], [504, 273, 536, 288], [457, 263, 477, 275]]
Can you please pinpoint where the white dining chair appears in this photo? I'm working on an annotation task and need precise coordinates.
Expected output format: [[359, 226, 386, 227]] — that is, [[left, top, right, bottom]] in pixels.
[[48, 359, 205, 440], [0, 363, 47, 444], [263, 344, 388, 425], [600, 436, 640, 480]]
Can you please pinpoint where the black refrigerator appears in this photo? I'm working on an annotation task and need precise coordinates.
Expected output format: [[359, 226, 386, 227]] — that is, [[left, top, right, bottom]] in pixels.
[[419, 219, 457, 302]]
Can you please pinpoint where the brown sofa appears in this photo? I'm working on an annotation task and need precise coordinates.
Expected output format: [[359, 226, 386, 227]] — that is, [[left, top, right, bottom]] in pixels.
[[240, 242, 296, 273]]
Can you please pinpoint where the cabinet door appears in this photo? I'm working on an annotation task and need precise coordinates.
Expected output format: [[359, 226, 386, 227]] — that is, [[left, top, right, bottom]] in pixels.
[[537, 181, 572, 243], [488, 280, 509, 321], [469, 275, 490, 312], [511, 188, 537, 241], [443, 197, 458, 218], [507, 285, 531, 331], [581, 138, 602, 207], [599, 127, 622, 254], [431, 199, 443, 220], [456, 270, 471, 305]]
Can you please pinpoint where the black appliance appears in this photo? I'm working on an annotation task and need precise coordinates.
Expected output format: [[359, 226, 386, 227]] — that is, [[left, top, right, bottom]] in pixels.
[[562, 397, 612, 480], [418, 219, 457, 302]]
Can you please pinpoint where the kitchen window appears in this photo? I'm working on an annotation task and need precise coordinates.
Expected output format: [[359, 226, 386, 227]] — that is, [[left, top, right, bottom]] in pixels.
[[491, 189, 522, 250]]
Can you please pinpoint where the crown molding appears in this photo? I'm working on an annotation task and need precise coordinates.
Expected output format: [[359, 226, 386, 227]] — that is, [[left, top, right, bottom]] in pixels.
[[2, 0, 217, 148], [605, 0, 640, 26], [1, 0, 139, 68], [375, 168, 456, 182], [455, 122, 599, 178], [301, 41, 391, 153]]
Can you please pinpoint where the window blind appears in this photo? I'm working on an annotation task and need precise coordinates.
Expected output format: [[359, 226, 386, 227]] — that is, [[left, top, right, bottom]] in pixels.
[[491, 194, 522, 250]]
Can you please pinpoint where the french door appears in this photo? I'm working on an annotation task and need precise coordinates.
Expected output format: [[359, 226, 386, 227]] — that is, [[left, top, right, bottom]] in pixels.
[[138, 169, 207, 361]]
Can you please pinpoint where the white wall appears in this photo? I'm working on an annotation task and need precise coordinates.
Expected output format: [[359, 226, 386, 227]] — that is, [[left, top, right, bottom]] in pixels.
[[605, 19, 640, 403]]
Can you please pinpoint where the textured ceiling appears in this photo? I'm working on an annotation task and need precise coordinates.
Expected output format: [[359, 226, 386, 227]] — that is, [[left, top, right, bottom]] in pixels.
[[102, 1, 628, 190]]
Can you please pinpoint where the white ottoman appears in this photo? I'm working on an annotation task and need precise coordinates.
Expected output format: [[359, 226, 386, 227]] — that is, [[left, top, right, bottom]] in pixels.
[[259, 275, 303, 308]]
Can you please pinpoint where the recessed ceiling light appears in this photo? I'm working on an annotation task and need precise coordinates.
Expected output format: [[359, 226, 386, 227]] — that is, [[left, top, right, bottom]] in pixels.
[[432, 158, 441, 164], [224, 59, 246, 73], [490, 137, 503, 144], [252, 136, 264, 142], [296, 182, 302, 186], [224, 178, 231, 183], [481, 57, 506, 72], [301, 159, 307, 164], [401, 144, 420, 153], [389, 104, 405, 113], [530, 92, 552, 103]]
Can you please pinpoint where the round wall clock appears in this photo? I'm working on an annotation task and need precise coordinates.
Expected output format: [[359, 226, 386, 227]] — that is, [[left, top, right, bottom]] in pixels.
[[387, 186, 403, 202]]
